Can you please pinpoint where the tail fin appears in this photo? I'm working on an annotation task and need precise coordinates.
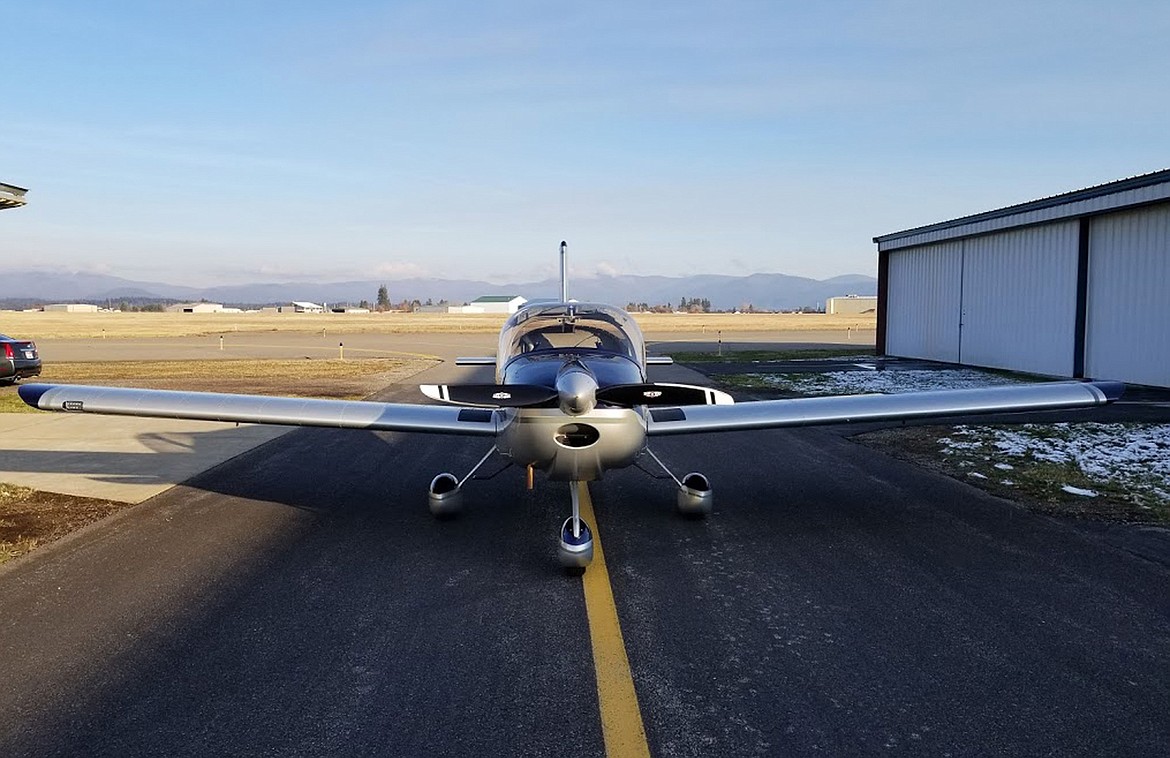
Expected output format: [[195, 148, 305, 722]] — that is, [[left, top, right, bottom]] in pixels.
[[560, 240, 568, 303]]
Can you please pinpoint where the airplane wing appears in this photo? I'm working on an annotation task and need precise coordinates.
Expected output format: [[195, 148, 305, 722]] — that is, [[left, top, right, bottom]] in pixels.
[[645, 381, 1124, 435], [17, 384, 500, 436]]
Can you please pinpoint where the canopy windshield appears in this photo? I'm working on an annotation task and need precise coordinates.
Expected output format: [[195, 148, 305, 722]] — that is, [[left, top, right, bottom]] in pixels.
[[499, 303, 645, 366]]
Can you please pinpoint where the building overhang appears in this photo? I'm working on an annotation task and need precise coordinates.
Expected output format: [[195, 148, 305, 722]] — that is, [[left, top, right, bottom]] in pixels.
[[0, 182, 28, 210], [873, 169, 1170, 252]]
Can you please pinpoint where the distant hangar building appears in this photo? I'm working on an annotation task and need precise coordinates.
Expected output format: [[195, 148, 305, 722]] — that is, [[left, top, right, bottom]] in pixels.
[[44, 303, 99, 313], [166, 302, 239, 313], [449, 295, 527, 314], [826, 295, 877, 315], [873, 169, 1170, 388]]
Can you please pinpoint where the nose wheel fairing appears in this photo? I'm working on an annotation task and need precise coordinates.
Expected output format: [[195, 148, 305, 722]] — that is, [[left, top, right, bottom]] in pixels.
[[557, 482, 594, 568]]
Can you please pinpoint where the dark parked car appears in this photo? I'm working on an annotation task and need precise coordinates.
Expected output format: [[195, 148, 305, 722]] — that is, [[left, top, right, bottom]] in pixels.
[[1, 334, 42, 385]]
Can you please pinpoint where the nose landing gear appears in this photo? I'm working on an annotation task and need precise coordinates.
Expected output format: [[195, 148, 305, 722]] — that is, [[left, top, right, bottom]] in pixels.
[[557, 482, 594, 569]]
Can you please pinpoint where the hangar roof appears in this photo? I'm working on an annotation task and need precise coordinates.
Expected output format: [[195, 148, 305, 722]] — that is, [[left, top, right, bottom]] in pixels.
[[874, 168, 1170, 252], [472, 295, 524, 303]]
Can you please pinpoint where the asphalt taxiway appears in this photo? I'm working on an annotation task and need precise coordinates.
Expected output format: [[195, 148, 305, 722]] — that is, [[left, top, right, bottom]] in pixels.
[[1, 341, 1169, 756]]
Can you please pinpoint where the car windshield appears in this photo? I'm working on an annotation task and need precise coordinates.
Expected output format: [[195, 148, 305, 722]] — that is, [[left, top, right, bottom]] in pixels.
[[499, 303, 645, 365]]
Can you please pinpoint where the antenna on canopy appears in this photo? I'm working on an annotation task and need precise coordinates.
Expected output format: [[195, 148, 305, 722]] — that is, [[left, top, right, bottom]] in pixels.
[[559, 240, 568, 303]]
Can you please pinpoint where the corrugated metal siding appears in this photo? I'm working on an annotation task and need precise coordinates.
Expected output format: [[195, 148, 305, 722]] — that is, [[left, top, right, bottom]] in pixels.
[[885, 242, 962, 361], [958, 222, 1078, 376], [1085, 204, 1170, 387]]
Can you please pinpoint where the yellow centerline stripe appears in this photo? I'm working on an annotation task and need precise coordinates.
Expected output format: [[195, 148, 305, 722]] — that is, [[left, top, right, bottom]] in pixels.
[[578, 482, 652, 758]]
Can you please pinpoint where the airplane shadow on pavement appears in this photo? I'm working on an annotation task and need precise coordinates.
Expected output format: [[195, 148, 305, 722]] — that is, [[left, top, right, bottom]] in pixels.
[[3, 418, 1170, 755], [0, 424, 612, 756]]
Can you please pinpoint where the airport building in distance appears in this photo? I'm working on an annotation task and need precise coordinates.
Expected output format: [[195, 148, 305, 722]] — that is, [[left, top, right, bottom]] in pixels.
[[826, 295, 877, 316], [874, 169, 1170, 388]]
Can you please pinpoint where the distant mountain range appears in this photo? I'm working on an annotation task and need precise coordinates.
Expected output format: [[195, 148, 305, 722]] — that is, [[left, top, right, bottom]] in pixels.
[[0, 270, 877, 311]]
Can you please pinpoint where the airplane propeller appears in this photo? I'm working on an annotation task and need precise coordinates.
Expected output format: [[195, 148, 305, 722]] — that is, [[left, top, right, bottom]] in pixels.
[[420, 383, 558, 407], [420, 382, 733, 408], [596, 383, 732, 407]]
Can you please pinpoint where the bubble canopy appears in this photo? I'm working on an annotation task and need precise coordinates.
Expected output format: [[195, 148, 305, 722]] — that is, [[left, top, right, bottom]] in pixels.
[[498, 303, 647, 368]]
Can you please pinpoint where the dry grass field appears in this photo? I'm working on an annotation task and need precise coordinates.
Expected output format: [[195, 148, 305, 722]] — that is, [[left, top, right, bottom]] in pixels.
[[33, 357, 434, 395], [1, 310, 876, 339], [0, 357, 438, 414]]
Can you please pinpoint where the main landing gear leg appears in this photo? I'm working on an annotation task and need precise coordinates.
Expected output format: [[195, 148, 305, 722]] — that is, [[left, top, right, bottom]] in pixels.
[[644, 447, 714, 518], [557, 482, 594, 570], [427, 445, 498, 518]]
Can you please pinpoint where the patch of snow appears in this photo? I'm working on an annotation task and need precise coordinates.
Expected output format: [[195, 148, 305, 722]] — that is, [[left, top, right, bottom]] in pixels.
[[967, 472, 988, 479], [1061, 485, 1099, 497], [755, 368, 1031, 396], [751, 364, 1169, 508], [783, 356, 873, 363], [938, 422, 1170, 507]]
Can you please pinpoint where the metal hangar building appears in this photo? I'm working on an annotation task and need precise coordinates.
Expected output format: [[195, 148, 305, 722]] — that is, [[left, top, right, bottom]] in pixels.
[[873, 169, 1170, 388]]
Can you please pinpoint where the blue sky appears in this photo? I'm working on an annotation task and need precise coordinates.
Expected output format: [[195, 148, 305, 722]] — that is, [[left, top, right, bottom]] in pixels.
[[2, 1, 1167, 285]]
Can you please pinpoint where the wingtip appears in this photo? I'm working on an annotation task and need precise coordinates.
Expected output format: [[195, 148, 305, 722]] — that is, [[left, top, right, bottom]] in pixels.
[[1091, 380, 1126, 402], [17, 383, 52, 409]]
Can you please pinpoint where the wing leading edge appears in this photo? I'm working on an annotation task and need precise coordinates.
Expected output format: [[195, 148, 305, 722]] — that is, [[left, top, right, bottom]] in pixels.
[[18, 384, 499, 436], [19, 380, 1124, 438], [646, 381, 1124, 435]]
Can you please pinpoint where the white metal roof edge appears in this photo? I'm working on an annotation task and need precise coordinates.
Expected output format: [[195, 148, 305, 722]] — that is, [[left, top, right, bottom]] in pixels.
[[874, 169, 1170, 252]]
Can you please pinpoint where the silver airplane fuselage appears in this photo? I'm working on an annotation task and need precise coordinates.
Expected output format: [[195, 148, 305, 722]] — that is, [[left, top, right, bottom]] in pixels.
[[491, 303, 651, 481]]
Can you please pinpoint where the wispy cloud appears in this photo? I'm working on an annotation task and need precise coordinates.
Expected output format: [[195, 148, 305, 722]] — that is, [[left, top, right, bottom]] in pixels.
[[373, 261, 430, 279], [593, 261, 621, 277]]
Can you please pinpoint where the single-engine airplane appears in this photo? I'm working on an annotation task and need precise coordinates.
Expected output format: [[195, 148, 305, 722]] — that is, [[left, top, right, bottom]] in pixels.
[[19, 243, 1123, 569]]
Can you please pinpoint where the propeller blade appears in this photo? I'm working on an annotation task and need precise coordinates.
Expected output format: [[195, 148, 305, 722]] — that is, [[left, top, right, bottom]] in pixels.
[[421, 384, 558, 407], [596, 383, 734, 407]]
